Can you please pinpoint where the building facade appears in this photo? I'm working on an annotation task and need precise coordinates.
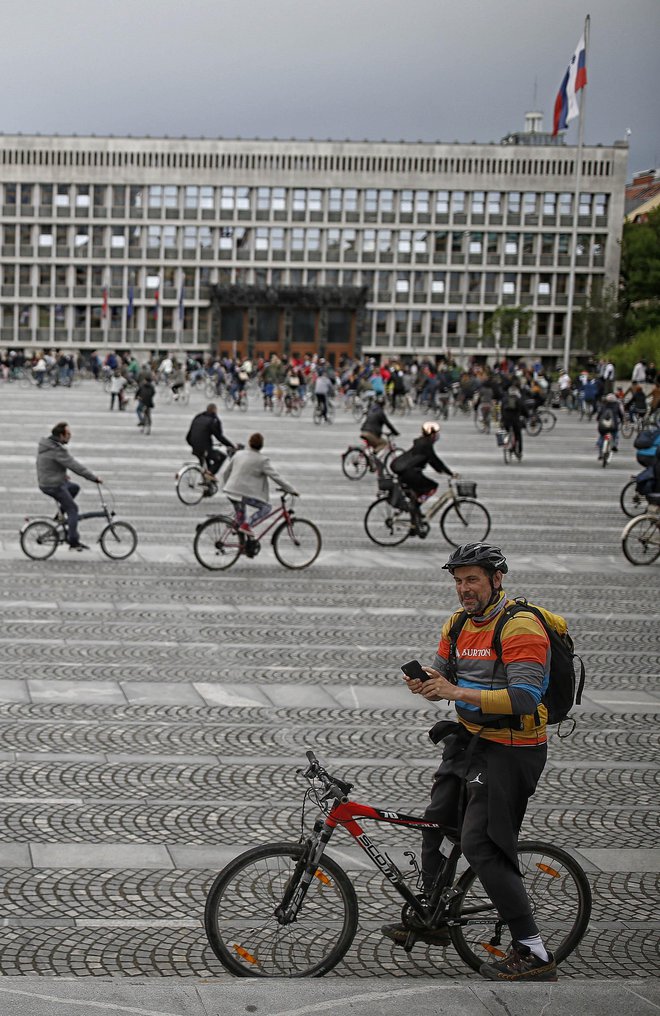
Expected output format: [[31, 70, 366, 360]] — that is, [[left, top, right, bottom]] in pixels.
[[0, 131, 628, 363]]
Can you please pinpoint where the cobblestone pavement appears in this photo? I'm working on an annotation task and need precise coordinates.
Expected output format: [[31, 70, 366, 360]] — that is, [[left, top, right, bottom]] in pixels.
[[0, 382, 657, 982]]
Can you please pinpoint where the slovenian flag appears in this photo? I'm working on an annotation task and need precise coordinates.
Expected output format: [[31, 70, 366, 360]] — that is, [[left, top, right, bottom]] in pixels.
[[127, 285, 134, 319], [178, 283, 185, 323], [553, 35, 587, 136]]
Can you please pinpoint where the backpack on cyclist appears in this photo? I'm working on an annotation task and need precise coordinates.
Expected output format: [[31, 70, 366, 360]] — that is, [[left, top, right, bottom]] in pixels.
[[634, 428, 660, 467], [503, 390, 519, 413], [447, 598, 585, 734], [597, 408, 616, 434]]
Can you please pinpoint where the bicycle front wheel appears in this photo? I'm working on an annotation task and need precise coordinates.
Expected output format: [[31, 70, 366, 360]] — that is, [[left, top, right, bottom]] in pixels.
[[194, 516, 242, 571], [176, 464, 207, 505], [204, 842, 358, 977], [20, 519, 60, 560], [622, 515, 660, 565], [99, 521, 138, 560], [272, 518, 321, 569], [364, 497, 411, 546], [538, 409, 557, 432], [449, 840, 592, 973], [440, 499, 491, 546], [527, 416, 543, 437], [620, 479, 646, 518], [341, 448, 369, 480], [621, 418, 634, 440]]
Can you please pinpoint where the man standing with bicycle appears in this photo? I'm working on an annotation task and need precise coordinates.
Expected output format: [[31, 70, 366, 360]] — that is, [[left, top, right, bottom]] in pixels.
[[36, 422, 102, 551], [382, 543, 557, 982]]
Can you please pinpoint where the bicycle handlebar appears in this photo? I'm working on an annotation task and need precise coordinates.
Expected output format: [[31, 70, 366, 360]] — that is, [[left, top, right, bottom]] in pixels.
[[303, 749, 353, 801]]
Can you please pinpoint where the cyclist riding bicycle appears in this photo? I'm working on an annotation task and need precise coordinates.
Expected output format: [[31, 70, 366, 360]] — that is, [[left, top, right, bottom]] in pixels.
[[186, 404, 237, 481], [382, 542, 557, 982], [390, 421, 456, 534], [596, 392, 623, 458], [36, 421, 102, 552], [359, 395, 399, 454], [222, 432, 298, 535], [501, 384, 527, 460]]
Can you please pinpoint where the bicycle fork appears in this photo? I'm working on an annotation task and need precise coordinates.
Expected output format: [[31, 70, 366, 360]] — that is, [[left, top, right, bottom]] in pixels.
[[274, 819, 335, 925]]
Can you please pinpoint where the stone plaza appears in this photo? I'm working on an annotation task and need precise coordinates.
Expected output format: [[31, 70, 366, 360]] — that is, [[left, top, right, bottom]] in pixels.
[[0, 380, 657, 1013]]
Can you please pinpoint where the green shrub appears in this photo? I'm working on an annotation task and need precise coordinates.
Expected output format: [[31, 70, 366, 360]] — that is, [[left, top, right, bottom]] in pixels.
[[600, 328, 660, 379]]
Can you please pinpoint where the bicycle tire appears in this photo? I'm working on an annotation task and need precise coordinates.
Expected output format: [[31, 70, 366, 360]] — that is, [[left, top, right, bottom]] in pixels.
[[602, 438, 611, 467], [621, 515, 660, 565], [527, 416, 543, 437], [538, 409, 557, 432], [176, 464, 207, 505], [99, 521, 138, 560], [440, 499, 491, 547], [341, 448, 369, 481], [474, 413, 489, 434], [20, 519, 60, 560], [619, 479, 647, 518], [204, 842, 358, 977], [364, 497, 411, 547], [382, 445, 403, 472], [272, 518, 322, 569], [224, 393, 235, 411], [194, 515, 242, 571], [239, 395, 248, 412], [621, 418, 634, 440], [142, 410, 151, 436], [448, 839, 592, 973]]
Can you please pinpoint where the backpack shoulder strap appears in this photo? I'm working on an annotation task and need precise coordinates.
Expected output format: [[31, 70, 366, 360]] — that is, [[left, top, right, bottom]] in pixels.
[[446, 610, 468, 684], [491, 599, 543, 660]]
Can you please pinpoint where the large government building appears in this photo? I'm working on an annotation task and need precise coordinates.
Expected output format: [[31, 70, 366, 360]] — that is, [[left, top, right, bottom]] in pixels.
[[0, 124, 628, 364]]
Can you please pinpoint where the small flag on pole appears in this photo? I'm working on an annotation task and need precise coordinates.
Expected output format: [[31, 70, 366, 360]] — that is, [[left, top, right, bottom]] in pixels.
[[154, 289, 159, 319], [553, 34, 587, 136], [178, 283, 185, 323], [127, 285, 134, 319], [102, 287, 108, 319]]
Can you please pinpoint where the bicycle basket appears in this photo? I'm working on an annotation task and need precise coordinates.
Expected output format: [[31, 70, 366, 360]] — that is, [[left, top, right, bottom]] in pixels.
[[388, 483, 410, 512], [456, 481, 477, 498], [495, 430, 508, 447]]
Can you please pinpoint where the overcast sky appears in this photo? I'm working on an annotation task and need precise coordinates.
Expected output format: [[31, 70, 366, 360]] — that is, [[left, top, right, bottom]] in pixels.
[[2, 0, 658, 177]]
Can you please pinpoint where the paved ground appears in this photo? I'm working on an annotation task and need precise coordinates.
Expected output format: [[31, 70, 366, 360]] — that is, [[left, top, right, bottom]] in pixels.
[[0, 380, 657, 1013]]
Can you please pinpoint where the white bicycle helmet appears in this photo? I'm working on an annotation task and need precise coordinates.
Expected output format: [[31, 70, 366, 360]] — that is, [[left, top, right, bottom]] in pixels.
[[422, 420, 440, 437]]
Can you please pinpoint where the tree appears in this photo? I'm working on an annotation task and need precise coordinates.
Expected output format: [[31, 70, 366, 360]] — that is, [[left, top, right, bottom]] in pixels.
[[574, 283, 619, 351], [619, 206, 660, 338], [483, 306, 531, 354]]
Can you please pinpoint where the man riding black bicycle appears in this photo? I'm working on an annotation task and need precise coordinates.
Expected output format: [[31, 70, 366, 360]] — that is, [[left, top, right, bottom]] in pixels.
[[390, 421, 456, 536], [36, 421, 102, 552], [186, 404, 237, 483], [382, 543, 557, 982], [359, 395, 399, 454], [501, 383, 527, 460]]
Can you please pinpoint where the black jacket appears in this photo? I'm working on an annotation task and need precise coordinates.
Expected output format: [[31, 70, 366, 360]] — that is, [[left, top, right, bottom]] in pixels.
[[391, 435, 452, 476], [361, 405, 398, 438], [186, 411, 233, 452]]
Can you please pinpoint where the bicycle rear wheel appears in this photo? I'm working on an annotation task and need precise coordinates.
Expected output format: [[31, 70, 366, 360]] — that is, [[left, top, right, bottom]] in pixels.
[[527, 416, 543, 437], [194, 515, 242, 570], [538, 409, 557, 432], [99, 521, 138, 560], [364, 497, 411, 546], [272, 518, 321, 569], [20, 519, 60, 560], [341, 448, 369, 480], [205, 842, 358, 977], [440, 499, 491, 547], [448, 840, 591, 973], [621, 515, 660, 565], [621, 417, 634, 440], [619, 479, 647, 518], [176, 464, 207, 505]]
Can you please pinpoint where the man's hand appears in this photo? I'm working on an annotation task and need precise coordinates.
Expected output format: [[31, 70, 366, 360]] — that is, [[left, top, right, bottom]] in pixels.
[[95, 477, 103, 484], [402, 666, 459, 702]]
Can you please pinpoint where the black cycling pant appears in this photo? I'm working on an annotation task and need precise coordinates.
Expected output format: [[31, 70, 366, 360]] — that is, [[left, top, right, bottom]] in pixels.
[[193, 447, 226, 476], [40, 481, 81, 546], [422, 737, 547, 941], [395, 468, 437, 499], [502, 413, 523, 454]]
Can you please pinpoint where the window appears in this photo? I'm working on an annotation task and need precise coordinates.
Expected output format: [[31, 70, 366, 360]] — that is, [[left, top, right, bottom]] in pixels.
[[147, 226, 161, 249], [502, 274, 516, 295], [221, 186, 234, 210], [431, 273, 445, 293], [415, 191, 429, 214], [397, 231, 411, 254], [541, 234, 554, 256], [342, 229, 356, 252], [472, 192, 485, 215], [236, 187, 250, 211], [111, 228, 125, 249], [163, 226, 177, 248], [327, 229, 341, 251], [508, 192, 521, 213], [434, 231, 448, 254], [414, 231, 428, 253], [468, 234, 483, 255], [146, 274, 160, 289], [257, 187, 270, 210], [200, 187, 214, 209], [74, 229, 88, 248], [487, 192, 501, 214], [578, 193, 592, 216], [293, 189, 306, 212], [344, 189, 357, 212], [396, 272, 410, 293], [148, 186, 162, 208], [184, 226, 197, 249], [185, 186, 198, 209], [435, 190, 449, 214], [365, 189, 378, 213], [255, 228, 269, 251], [559, 193, 572, 216], [307, 228, 321, 251], [271, 228, 285, 250], [363, 229, 376, 252], [558, 234, 570, 256], [522, 234, 535, 255], [487, 233, 499, 254], [272, 188, 286, 211], [38, 230, 54, 247], [308, 190, 322, 212], [543, 192, 556, 215], [451, 191, 465, 213], [594, 193, 608, 218], [55, 185, 70, 207], [523, 192, 537, 214], [538, 276, 551, 295], [377, 230, 392, 253], [163, 186, 178, 208], [379, 190, 394, 214], [75, 186, 90, 208], [400, 190, 413, 214], [329, 189, 342, 212], [292, 228, 305, 251], [199, 226, 212, 248]]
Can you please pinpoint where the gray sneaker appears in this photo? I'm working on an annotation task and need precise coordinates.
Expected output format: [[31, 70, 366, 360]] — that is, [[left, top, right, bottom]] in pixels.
[[480, 940, 558, 981]]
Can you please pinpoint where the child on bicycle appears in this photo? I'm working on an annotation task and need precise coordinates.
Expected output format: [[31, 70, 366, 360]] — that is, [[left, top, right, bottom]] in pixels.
[[222, 432, 298, 535]]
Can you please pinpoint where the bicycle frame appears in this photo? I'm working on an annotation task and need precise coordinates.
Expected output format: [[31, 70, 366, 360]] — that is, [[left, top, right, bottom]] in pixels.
[[230, 495, 295, 545]]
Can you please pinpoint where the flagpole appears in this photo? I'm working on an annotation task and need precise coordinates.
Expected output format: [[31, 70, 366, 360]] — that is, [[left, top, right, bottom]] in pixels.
[[562, 14, 590, 372]]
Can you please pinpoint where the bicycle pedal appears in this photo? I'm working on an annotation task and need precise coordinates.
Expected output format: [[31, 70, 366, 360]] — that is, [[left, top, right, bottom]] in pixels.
[[403, 931, 417, 953]]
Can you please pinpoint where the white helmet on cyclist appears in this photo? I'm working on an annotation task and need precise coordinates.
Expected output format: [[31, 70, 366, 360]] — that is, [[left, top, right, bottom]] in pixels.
[[422, 420, 440, 438]]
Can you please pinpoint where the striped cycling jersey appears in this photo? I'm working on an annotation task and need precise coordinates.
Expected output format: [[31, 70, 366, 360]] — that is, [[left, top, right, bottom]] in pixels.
[[432, 591, 551, 746]]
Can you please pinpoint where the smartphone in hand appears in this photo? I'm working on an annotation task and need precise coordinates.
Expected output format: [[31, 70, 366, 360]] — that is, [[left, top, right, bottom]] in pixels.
[[401, 659, 430, 683]]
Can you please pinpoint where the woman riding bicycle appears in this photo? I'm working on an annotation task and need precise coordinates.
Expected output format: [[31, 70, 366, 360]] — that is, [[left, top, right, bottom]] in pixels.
[[222, 432, 298, 535], [391, 422, 456, 534]]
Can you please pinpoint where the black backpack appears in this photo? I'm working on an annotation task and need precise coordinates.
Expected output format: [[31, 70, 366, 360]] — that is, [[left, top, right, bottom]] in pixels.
[[447, 598, 585, 735]]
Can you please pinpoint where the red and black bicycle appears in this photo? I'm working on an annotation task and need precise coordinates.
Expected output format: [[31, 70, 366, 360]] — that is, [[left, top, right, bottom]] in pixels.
[[204, 750, 591, 977]]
